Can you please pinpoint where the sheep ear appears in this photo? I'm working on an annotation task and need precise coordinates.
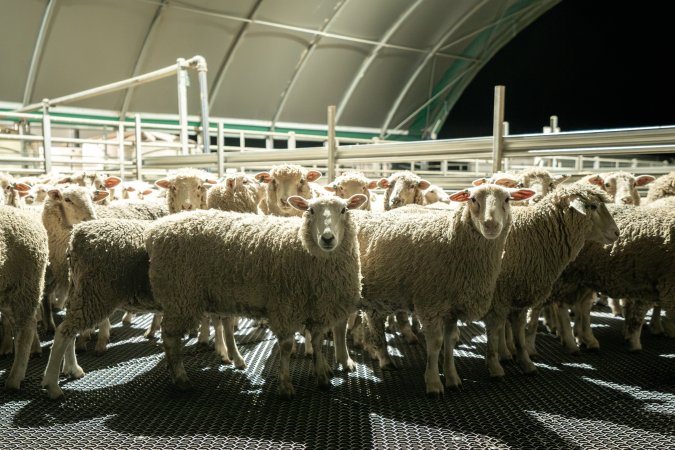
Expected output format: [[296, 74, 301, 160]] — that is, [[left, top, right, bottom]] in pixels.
[[635, 175, 655, 186], [287, 195, 309, 211], [346, 194, 367, 210], [323, 184, 336, 192], [155, 179, 171, 189], [226, 178, 235, 189], [509, 188, 536, 201], [587, 175, 604, 187], [93, 190, 109, 203], [47, 189, 62, 201], [377, 178, 390, 189], [418, 180, 431, 190], [255, 172, 271, 183], [472, 178, 487, 186], [57, 176, 71, 184], [449, 189, 471, 203], [104, 176, 122, 188], [367, 180, 378, 190], [569, 198, 586, 215], [18, 190, 30, 198], [14, 182, 31, 192], [306, 170, 322, 182], [142, 189, 154, 196], [125, 185, 137, 192], [205, 178, 218, 185], [493, 175, 519, 188]]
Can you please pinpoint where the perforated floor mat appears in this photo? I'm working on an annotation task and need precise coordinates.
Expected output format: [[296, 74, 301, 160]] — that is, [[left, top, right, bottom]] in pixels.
[[1, 307, 673, 449]]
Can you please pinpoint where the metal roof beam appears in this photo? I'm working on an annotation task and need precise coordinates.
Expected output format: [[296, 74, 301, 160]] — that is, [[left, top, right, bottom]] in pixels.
[[270, 0, 349, 131], [208, 0, 265, 110], [379, 0, 489, 137], [335, 0, 424, 124], [22, 0, 58, 106], [120, 0, 168, 118]]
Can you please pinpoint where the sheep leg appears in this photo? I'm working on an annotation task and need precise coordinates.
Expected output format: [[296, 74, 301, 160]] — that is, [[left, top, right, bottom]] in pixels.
[[30, 327, 42, 356], [556, 304, 580, 354], [311, 329, 333, 391], [211, 316, 231, 365], [364, 310, 396, 370], [277, 334, 295, 399], [94, 318, 111, 355], [624, 300, 649, 352], [396, 311, 419, 344], [122, 311, 135, 326], [442, 318, 462, 389], [648, 306, 663, 335], [411, 313, 422, 334], [303, 328, 314, 357], [346, 311, 365, 349], [609, 297, 624, 317], [422, 319, 444, 397], [222, 316, 246, 369], [76, 328, 92, 352], [161, 318, 191, 391], [40, 290, 56, 334], [510, 309, 537, 375], [5, 316, 37, 391], [503, 321, 515, 359], [42, 324, 77, 399], [542, 304, 558, 334], [525, 306, 540, 358], [333, 320, 355, 372], [484, 311, 506, 379], [145, 313, 162, 339], [576, 293, 600, 351], [0, 314, 14, 356], [197, 314, 211, 346]]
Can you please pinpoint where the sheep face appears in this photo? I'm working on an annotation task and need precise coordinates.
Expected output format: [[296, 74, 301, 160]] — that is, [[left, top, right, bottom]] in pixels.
[[569, 197, 620, 245], [47, 185, 100, 226], [27, 183, 50, 204], [450, 185, 535, 239], [586, 172, 654, 205], [423, 185, 449, 204], [517, 171, 569, 204], [156, 172, 217, 213], [257, 167, 321, 215], [4, 182, 30, 207], [226, 173, 264, 202], [289, 194, 366, 254], [327, 179, 376, 203], [378, 172, 430, 210]]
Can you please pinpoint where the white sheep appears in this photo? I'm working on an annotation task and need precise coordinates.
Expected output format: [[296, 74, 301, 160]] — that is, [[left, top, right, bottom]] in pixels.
[[422, 184, 450, 205], [377, 170, 431, 211], [206, 172, 264, 213], [324, 171, 378, 210], [483, 184, 619, 378], [144, 194, 367, 398], [547, 204, 675, 353], [356, 184, 534, 396], [3, 182, 31, 208], [255, 164, 323, 217], [645, 171, 675, 203], [57, 171, 122, 203], [0, 206, 49, 390]]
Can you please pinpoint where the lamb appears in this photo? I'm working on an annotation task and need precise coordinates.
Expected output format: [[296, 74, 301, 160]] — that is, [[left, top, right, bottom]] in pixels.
[[255, 164, 323, 217], [0, 206, 49, 390], [324, 171, 378, 210], [144, 194, 367, 398], [483, 184, 619, 378], [356, 184, 535, 396], [547, 204, 675, 353], [41, 219, 160, 399], [645, 171, 675, 203], [377, 170, 431, 211], [206, 172, 264, 213]]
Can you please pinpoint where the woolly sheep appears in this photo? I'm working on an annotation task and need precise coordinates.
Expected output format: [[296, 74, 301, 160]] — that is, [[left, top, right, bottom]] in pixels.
[[579, 171, 654, 205], [356, 184, 534, 396], [4, 182, 31, 208], [144, 194, 367, 398], [255, 164, 323, 217], [547, 204, 675, 353], [154, 167, 218, 212], [0, 206, 49, 390], [483, 184, 619, 378], [422, 184, 450, 205], [645, 196, 675, 209], [206, 172, 264, 213], [377, 170, 431, 211], [645, 171, 675, 203], [324, 171, 378, 210], [57, 171, 122, 203]]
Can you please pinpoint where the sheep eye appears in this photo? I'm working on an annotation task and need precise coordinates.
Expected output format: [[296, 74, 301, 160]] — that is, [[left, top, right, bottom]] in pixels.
[[309, 208, 314, 214], [517, 182, 524, 188], [65, 198, 73, 203], [549, 183, 555, 189], [471, 197, 477, 203], [604, 183, 610, 188], [589, 204, 597, 210], [341, 207, 347, 214], [243, 180, 248, 184], [505, 197, 510, 203]]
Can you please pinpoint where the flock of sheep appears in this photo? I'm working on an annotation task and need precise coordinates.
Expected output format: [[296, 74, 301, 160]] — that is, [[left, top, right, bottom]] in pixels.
[[0, 163, 673, 400]]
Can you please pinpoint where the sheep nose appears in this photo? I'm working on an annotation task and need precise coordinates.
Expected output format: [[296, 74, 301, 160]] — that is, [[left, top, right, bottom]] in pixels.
[[182, 203, 193, 211], [620, 197, 633, 205], [321, 234, 335, 245]]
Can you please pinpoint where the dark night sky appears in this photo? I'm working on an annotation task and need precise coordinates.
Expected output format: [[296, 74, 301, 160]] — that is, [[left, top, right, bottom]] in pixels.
[[439, 1, 674, 139]]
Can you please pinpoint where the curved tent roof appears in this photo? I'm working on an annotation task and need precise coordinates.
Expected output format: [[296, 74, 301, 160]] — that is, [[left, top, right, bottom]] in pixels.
[[0, 0, 559, 140]]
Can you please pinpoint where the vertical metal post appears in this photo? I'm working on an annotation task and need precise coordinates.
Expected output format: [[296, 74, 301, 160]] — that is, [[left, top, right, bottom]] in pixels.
[[196, 58, 210, 154], [41, 99, 52, 174], [327, 105, 337, 182], [491, 85, 505, 174], [217, 121, 224, 178], [239, 131, 245, 151], [288, 131, 296, 150], [550, 115, 559, 133], [176, 58, 189, 155], [135, 114, 143, 180], [118, 122, 126, 180]]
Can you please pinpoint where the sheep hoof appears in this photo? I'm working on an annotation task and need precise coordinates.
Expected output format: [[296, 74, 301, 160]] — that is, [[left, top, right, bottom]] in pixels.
[[234, 359, 247, 370], [42, 384, 65, 400], [5, 379, 21, 391], [278, 383, 295, 399], [445, 377, 462, 391], [173, 379, 193, 391], [220, 357, 233, 365], [425, 388, 444, 399], [490, 375, 504, 382], [523, 368, 538, 377], [317, 379, 332, 391]]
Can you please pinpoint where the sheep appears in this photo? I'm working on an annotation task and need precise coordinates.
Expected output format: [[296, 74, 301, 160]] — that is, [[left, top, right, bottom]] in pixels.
[[546, 204, 675, 353], [255, 164, 323, 217], [355, 184, 535, 396], [41, 219, 161, 399], [645, 171, 675, 203], [324, 171, 378, 210], [377, 170, 431, 211], [579, 171, 654, 206], [0, 206, 49, 390], [206, 172, 264, 213], [120, 180, 156, 201], [57, 171, 122, 203], [4, 182, 31, 208], [143, 194, 367, 398], [483, 184, 619, 378], [422, 184, 450, 205], [25, 183, 51, 205]]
